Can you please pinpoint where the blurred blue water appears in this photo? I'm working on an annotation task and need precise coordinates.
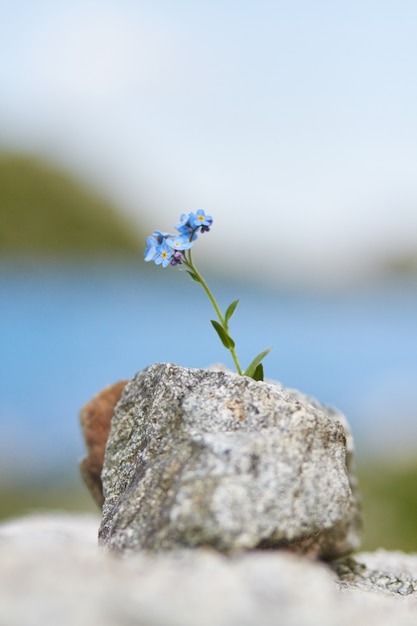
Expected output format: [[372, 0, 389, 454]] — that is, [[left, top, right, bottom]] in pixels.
[[1, 261, 417, 483]]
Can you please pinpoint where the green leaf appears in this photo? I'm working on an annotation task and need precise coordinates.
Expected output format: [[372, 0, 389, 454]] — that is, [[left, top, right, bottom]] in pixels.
[[252, 363, 264, 381], [225, 299, 239, 324], [186, 270, 200, 283], [244, 347, 271, 379], [210, 320, 235, 349]]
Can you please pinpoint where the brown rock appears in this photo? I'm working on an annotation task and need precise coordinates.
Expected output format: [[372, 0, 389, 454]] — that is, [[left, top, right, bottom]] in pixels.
[[79, 380, 128, 507]]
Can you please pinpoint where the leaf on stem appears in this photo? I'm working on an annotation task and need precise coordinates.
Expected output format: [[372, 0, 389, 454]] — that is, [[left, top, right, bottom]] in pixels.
[[252, 363, 264, 381], [225, 299, 239, 324], [210, 320, 235, 349], [186, 270, 200, 283], [244, 348, 271, 379]]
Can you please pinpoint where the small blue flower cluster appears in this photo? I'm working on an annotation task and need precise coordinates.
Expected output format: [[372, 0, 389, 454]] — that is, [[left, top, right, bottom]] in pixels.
[[144, 209, 213, 267]]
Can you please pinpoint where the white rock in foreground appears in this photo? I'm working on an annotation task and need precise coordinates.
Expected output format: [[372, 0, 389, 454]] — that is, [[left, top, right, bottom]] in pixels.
[[1, 514, 417, 626], [99, 363, 361, 557]]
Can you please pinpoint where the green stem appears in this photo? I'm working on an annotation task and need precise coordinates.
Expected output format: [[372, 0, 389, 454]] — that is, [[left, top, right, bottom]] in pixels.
[[184, 249, 243, 375]]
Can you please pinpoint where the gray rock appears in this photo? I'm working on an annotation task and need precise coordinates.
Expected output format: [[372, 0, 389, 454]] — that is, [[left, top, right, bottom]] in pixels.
[[99, 362, 361, 557], [1, 513, 417, 626]]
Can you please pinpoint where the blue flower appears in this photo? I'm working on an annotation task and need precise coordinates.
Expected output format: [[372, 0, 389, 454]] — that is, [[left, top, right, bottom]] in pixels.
[[144, 231, 174, 263], [167, 234, 193, 252], [175, 214, 198, 241], [153, 240, 174, 268], [144, 235, 158, 262], [153, 230, 173, 243], [145, 211, 212, 268], [188, 209, 213, 231], [175, 210, 213, 239], [175, 213, 190, 230]]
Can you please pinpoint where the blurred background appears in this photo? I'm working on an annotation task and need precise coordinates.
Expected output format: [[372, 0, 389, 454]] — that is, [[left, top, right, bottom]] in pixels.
[[1, 0, 416, 552]]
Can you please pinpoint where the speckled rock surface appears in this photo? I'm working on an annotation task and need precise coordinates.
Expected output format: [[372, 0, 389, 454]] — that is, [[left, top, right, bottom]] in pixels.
[[98, 363, 361, 556], [334, 549, 417, 596]]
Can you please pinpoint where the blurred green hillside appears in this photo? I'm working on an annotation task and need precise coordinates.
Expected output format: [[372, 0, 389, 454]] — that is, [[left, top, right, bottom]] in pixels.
[[385, 253, 417, 277], [0, 153, 143, 256], [357, 460, 417, 552]]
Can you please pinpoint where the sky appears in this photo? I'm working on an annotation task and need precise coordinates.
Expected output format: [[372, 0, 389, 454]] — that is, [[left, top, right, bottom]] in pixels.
[[1, 0, 417, 285]]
